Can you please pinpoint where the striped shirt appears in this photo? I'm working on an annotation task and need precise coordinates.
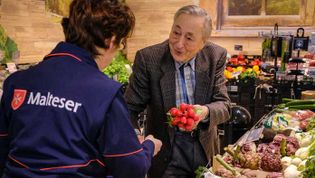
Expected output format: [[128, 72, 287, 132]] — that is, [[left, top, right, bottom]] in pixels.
[[175, 57, 196, 107]]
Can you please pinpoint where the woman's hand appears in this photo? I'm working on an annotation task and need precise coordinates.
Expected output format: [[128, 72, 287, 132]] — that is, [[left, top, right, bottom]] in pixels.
[[144, 135, 162, 156]]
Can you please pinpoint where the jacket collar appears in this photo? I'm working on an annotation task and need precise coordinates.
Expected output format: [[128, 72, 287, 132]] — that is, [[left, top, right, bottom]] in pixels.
[[46, 42, 99, 69], [160, 46, 176, 112]]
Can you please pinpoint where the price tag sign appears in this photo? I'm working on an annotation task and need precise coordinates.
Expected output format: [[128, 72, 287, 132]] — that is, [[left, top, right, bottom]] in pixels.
[[230, 85, 238, 92], [204, 172, 221, 178], [236, 131, 250, 145], [6, 62, 17, 73], [246, 127, 264, 143], [236, 127, 264, 145]]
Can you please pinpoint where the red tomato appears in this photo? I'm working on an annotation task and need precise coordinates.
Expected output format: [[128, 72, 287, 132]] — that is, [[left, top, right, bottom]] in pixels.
[[250, 61, 258, 66], [226, 66, 234, 72], [254, 59, 261, 65], [229, 58, 238, 66], [237, 54, 245, 60]]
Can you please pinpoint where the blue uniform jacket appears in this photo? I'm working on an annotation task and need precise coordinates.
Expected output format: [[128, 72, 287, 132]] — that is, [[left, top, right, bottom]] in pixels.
[[0, 42, 154, 178]]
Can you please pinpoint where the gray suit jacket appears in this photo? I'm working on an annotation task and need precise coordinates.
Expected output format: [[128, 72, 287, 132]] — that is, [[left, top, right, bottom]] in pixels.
[[124, 40, 230, 178]]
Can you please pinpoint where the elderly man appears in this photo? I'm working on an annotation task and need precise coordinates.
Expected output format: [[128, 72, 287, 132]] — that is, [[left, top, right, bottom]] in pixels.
[[125, 5, 230, 178]]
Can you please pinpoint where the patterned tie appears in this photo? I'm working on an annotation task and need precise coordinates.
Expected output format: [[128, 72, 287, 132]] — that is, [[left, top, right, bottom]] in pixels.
[[179, 64, 189, 104]]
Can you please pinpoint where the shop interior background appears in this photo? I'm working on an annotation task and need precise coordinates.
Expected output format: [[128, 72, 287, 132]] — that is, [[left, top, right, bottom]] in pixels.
[[0, 0, 314, 64]]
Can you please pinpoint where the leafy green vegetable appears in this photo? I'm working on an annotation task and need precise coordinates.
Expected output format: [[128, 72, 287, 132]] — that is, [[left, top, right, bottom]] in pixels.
[[307, 118, 315, 131], [195, 166, 208, 178], [103, 51, 132, 84], [239, 70, 256, 83], [277, 99, 315, 110], [0, 25, 8, 48], [215, 155, 240, 176], [295, 140, 315, 160], [281, 98, 297, 103], [6, 37, 18, 59], [302, 156, 315, 178], [0, 25, 18, 64]]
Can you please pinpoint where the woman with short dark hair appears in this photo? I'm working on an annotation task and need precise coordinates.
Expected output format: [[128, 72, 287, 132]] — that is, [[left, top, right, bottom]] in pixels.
[[0, 0, 162, 177]]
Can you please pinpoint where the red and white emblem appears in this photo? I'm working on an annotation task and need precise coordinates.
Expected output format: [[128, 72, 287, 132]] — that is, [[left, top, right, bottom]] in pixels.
[[11, 89, 27, 110]]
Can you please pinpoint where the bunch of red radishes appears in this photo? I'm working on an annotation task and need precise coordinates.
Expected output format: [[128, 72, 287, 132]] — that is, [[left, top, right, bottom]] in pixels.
[[167, 103, 201, 132]]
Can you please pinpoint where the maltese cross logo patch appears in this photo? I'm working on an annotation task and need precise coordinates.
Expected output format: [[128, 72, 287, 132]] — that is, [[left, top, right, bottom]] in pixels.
[[11, 89, 27, 110]]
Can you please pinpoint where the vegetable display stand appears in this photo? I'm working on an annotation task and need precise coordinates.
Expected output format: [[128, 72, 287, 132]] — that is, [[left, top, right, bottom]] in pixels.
[[218, 104, 252, 153], [201, 103, 315, 178]]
